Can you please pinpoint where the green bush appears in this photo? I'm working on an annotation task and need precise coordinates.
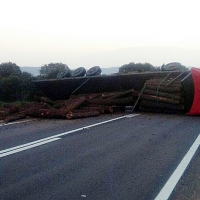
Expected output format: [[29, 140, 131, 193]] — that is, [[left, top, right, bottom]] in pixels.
[[0, 75, 22, 101], [119, 62, 160, 73], [0, 62, 22, 77], [0, 62, 36, 102], [40, 62, 69, 79]]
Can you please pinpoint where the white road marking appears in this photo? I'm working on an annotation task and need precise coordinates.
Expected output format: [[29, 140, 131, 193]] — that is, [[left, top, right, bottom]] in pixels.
[[0, 113, 140, 158], [0, 119, 34, 127], [155, 134, 200, 200], [0, 138, 61, 158], [0, 137, 61, 154]]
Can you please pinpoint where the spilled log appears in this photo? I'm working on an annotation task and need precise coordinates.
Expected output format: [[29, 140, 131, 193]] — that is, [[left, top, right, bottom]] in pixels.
[[66, 111, 100, 119], [26, 108, 66, 119], [4, 112, 27, 123], [77, 106, 105, 114], [33, 95, 54, 105], [86, 96, 135, 106], [101, 89, 134, 99], [61, 96, 86, 113]]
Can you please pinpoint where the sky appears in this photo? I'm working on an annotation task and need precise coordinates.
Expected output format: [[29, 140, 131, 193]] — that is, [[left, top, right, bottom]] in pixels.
[[0, 0, 200, 69]]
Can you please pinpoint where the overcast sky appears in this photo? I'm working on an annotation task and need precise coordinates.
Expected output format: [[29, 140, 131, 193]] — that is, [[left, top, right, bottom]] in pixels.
[[0, 0, 200, 69]]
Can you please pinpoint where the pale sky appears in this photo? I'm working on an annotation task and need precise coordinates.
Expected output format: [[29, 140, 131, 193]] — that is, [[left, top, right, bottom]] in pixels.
[[1, 0, 200, 69]]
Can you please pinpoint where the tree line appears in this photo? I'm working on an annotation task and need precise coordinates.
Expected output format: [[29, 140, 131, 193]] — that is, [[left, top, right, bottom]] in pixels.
[[0, 62, 36, 102], [0, 62, 70, 102], [0, 61, 189, 102], [118, 62, 188, 73]]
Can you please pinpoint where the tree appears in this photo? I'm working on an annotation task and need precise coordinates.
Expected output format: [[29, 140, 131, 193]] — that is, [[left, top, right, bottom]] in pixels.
[[0, 62, 22, 77], [0, 75, 22, 101], [0, 63, 36, 101], [119, 62, 158, 73], [40, 63, 69, 79]]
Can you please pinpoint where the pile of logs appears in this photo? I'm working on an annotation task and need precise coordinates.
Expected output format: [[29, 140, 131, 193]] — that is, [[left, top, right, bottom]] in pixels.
[[0, 76, 187, 124], [0, 89, 136, 123], [137, 78, 185, 113]]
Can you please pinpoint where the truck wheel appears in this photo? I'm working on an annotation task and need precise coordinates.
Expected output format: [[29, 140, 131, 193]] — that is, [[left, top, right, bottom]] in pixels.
[[86, 66, 101, 76], [71, 67, 86, 77], [57, 68, 71, 78]]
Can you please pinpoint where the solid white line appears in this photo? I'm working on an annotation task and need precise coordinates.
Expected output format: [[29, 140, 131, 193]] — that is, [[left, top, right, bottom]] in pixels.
[[0, 137, 62, 154], [0, 138, 61, 158], [0, 113, 140, 158], [155, 134, 200, 200], [0, 119, 34, 127]]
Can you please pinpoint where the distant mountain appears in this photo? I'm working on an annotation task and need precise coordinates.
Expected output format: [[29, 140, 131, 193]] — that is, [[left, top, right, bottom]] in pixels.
[[20, 66, 119, 76], [20, 67, 40, 76], [101, 67, 119, 74]]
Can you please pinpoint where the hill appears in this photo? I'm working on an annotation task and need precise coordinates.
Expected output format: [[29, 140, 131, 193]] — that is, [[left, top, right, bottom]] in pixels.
[[20, 67, 40, 76]]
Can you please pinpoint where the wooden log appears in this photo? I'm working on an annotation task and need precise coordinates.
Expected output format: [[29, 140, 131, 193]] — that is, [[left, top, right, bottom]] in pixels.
[[26, 108, 66, 119], [4, 112, 27, 123], [81, 104, 114, 113], [52, 100, 70, 109], [0, 110, 9, 120], [0, 106, 20, 120], [66, 111, 100, 119], [8, 106, 20, 114], [143, 89, 182, 100], [61, 96, 86, 113], [101, 89, 134, 99], [70, 93, 102, 100], [138, 94, 180, 104], [140, 100, 184, 111], [86, 97, 135, 106], [33, 95, 54, 105], [145, 85, 182, 93], [77, 106, 105, 114]]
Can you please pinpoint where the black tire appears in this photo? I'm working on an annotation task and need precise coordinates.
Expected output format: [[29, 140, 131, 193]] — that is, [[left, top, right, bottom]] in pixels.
[[161, 62, 182, 71], [86, 66, 101, 76], [71, 67, 86, 77], [57, 67, 71, 79]]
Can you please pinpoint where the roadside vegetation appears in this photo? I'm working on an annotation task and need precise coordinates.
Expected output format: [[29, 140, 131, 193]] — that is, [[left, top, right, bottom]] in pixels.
[[118, 62, 188, 73], [39, 62, 69, 79], [0, 61, 189, 104], [0, 62, 36, 102]]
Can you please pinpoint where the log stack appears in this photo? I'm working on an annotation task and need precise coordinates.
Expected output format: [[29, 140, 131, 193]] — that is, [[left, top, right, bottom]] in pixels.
[[1, 89, 136, 123], [137, 78, 185, 113], [0, 75, 189, 124]]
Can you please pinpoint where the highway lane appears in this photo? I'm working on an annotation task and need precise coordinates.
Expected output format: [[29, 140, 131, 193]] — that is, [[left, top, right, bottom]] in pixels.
[[0, 113, 200, 200]]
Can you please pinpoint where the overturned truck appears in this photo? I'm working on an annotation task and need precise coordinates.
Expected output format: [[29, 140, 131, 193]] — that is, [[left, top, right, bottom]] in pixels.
[[1, 68, 199, 123], [32, 70, 195, 115]]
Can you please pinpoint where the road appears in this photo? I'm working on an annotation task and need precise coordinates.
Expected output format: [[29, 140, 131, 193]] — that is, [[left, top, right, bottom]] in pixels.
[[0, 113, 200, 200]]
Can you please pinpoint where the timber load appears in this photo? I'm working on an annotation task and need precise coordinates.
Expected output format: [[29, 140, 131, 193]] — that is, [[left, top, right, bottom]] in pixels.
[[0, 89, 136, 123], [138, 77, 185, 113], [0, 71, 194, 123]]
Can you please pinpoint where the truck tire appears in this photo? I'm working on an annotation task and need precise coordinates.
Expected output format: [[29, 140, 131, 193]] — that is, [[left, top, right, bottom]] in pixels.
[[57, 68, 71, 79], [71, 67, 86, 77], [161, 62, 182, 71], [86, 66, 101, 76]]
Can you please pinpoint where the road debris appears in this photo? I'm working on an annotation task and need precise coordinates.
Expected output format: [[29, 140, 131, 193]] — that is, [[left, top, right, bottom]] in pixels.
[[0, 75, 188, 123]]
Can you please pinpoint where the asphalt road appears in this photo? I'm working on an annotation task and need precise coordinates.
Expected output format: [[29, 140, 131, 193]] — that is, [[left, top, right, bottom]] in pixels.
[[0, 113, 200, 200]]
